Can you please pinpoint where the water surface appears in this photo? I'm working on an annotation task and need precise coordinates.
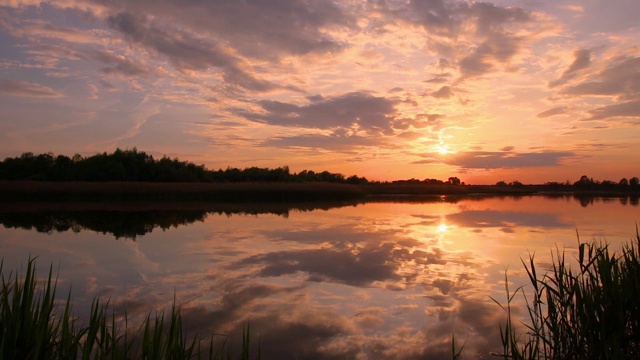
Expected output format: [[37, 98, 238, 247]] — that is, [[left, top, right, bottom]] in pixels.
[[1, 195, 638, 359]]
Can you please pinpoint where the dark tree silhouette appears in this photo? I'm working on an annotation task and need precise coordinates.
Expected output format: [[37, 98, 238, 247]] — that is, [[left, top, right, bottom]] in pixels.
[[0, 149, 368, 184]]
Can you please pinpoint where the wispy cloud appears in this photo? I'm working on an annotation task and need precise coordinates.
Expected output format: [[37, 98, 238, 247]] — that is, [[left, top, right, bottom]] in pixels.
[[549, 49, 591, 88], [537, 106, 569, 118], [0, 79, 62, 98]]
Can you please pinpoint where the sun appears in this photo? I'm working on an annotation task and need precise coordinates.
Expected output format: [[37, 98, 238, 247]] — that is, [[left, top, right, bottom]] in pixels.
[[436, 144, 449, 155]]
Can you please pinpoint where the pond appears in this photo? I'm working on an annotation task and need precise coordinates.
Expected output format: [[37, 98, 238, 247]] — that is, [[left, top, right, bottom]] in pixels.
[[0, 195, 638, 359]]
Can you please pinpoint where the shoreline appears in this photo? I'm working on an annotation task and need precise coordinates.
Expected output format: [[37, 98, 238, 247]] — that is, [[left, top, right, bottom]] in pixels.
[[0, 181, 638, 203]]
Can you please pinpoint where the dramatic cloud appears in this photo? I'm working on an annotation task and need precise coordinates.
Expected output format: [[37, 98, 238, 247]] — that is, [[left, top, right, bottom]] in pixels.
[[0, 79, 62, 98], [99, 0, 352, 60], [107, 11, 276, 91], [389, 0, 536, 78], [237, 92, 400, 133]]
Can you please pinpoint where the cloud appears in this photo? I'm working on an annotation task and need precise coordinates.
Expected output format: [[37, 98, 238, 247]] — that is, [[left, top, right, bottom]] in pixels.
[[559, 55, 640, 100], [100, 0, 352, 61], [445, 150, 574, 169], [261, 133, 380, 151], [107, 11, 277, 92], [537, 106, 569, 118], [389, 0, 535, 79], [21, 21, 98, 43], [0, 79, 62, 98], [554, 54, 640, 121], [431, 86, 453, 99], [424, 73, 452, 84], [237, 92, 400, 133], [394, 113, 444, 131], [549, 49, 591, 88], [586, 100, 640, 121], [561, 82, 625, 97], [94, 50, 150, 77]]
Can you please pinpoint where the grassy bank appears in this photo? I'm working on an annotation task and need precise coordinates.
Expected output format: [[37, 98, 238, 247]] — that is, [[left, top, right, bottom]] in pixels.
[[488, 230, 640, 359], [0, 258, 258, 360]]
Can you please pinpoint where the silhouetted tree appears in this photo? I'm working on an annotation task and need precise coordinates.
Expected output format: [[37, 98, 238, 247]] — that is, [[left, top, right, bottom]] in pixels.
[[509, 180, 523, 187], [447, 177, 461, 185]]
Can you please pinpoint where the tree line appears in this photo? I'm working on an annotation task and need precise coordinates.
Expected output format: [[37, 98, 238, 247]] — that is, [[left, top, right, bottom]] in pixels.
[[1, 149, 637, 191], [494, 175, 640, 192], [0, 149, 369, 184]]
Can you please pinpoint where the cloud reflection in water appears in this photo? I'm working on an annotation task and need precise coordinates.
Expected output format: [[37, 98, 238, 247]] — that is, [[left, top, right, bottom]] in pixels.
[[1, 196, 637, 358]]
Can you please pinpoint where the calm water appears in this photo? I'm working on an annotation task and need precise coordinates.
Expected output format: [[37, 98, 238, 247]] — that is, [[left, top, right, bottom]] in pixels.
[[1, 195, 638, 359]]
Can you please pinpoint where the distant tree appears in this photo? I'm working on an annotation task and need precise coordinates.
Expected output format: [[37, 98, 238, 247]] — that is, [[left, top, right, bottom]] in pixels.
[[574, 175, 595, 189], [496, 181, 507, 187], [346, 175, 368, 184], [509, 180, 523, 187], [423, 178, 444, 185], [631, 177, 640, 188], [447, 177, 461, 185], [619, 178, 629, 187]]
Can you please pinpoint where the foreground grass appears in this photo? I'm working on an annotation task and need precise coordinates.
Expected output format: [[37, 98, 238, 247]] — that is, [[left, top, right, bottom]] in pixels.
[[488, 229, 640, 359], [0, 258, 258, 360]]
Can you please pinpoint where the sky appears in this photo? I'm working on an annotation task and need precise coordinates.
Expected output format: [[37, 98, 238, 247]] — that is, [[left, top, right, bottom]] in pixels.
[[0, 0, 638, 184]]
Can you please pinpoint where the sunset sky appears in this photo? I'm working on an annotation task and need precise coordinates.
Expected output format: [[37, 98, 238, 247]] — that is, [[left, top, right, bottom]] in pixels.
[[0, 0, 638, 184]]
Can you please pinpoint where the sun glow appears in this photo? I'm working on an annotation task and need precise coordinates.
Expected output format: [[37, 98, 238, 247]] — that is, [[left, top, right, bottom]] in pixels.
[[436, 144, 449, 155]]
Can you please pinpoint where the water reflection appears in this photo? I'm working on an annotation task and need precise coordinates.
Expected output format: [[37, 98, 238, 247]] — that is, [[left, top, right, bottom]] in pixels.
[[0, 196, 638, 359], [0, 201, 362, 239]]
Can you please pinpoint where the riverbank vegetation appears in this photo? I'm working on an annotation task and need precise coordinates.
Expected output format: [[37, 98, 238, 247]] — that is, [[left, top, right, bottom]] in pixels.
[[0, 149, 638, 198], [0, 149, 367, 184], [0, 258, 258, 360], [488, 230, 640, 359]]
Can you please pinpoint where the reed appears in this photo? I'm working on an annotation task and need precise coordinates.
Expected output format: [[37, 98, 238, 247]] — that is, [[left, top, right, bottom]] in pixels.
[[0, 258, 258, 360], [489, 228, 640, 359]]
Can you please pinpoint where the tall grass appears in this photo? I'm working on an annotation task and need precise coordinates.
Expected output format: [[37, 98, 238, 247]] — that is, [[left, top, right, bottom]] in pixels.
[[0, 258, 258, 360], [490, 228, 640, 359]]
